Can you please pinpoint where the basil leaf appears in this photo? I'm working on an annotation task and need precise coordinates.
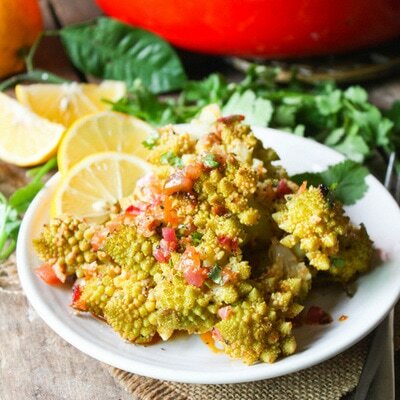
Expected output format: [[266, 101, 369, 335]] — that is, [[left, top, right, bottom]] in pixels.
[[60, 17, 187, 93]]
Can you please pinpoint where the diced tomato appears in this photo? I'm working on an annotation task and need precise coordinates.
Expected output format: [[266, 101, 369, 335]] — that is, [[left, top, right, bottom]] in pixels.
[[162, 227, 177, 243], [212, 204, 226, 216], [178, 246, 208, 287], [125, 204, 142, 215], [91, 229, 108, 251], [35, 262, 62, 285], [221, 267, 238, 283], [164, 170, 193, 195], [217, 305, 232, 320], [217, 115, 245, 124], [154, 234, 178, 262], [276, 179, 292, 198], [183, 267, 208, 287], [163, 196, 179, 227], [298, 181, 307, 194], [211, 327, 223, 342], [153, 246, 170, 263], [218, 236, 238, 252], [184, 163, 203, 180], [135, 213, 159, 237], [72, 283, 82, 304], [305, 306, 332, 325]]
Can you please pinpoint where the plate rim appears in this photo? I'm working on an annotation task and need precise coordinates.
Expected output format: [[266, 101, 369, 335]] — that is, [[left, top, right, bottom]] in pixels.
[[16, 125, 400, 384]]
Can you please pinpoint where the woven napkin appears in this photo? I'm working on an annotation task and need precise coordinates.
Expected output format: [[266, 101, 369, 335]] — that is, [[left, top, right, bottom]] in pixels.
[[2, 161, 399, 400], [108, 303, 400, 400]]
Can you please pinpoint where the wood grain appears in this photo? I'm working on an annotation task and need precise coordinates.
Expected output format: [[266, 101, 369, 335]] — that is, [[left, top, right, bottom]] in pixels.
[[0, 291, 132, 400]]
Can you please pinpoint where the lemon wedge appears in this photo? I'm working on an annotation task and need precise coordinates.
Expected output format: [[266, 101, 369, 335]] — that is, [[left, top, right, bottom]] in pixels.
[[58, 111, 155, 174], [15, 80, 126, 127], [52, 152, 152, 223], [0, 92, 64, 167]]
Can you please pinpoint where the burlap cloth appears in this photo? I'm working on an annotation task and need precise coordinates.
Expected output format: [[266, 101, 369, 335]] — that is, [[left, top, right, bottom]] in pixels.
[[1, 162, 399, 400]]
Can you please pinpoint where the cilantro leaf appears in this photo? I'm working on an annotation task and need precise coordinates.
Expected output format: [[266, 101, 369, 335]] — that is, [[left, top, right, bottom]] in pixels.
[[191, 231, 203, 245], [202, 154, 220, 169], [208, 266, 223, 284], [160, 151, 184, 167], [142, 133, 160, 149], [331, 257, 345, 268], [223, 90, 273, 127], [291, 160, 368, 205]]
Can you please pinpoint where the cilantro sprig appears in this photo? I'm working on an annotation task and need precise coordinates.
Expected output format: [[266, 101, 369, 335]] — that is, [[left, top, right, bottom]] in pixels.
[[111, 66, 399, 170], [291, 160, 369, 205], [0, 157, 57, 261]]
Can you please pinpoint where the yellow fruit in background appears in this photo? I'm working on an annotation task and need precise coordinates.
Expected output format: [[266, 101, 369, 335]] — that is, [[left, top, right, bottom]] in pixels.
[[0, 92, 64, 167], [15, 81, 127, 127], [0, 0, 43, 78]]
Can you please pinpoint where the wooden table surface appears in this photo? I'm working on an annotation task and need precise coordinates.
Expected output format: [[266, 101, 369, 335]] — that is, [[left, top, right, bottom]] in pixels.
[[0, 1, 399, 399]]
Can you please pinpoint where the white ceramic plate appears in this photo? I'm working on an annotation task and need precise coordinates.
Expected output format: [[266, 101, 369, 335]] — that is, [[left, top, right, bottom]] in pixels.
[[17, 126, 400, 384]]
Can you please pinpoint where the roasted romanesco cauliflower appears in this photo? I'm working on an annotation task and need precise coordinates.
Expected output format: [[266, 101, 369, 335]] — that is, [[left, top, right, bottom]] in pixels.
[[33, 113, 373, 365]]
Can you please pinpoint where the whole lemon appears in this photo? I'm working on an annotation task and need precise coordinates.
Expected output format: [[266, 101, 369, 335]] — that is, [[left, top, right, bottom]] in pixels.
[[0, 0, 43, 78]]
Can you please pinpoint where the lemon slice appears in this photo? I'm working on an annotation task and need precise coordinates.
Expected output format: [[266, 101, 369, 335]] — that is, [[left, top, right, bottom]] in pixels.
[[58, 111, 155, 174], [0, 92, 64, 167], [52, 152, 152, 223], [15, 80, 126, 127]]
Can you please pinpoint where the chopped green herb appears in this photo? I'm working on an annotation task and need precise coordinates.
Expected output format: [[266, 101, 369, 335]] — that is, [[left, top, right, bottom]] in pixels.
[[208, 265, 223, 284], [160, 151, 184, 167], [332, 257, 345, 268], [191, 232, 203, 245], [142, 134, 159, 149], [203, 154, 220, 169]]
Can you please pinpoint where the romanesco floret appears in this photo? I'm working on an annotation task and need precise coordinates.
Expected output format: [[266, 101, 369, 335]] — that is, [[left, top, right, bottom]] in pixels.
[[33, 217, 99, 277], [272, 186, 349, 271], [215, 284, 300, 365], [147, 125, 196, 165], [104, 276, 158, 344], [330, 224, 373, 282], [103, 226, 160, 280], [154, 262, 218, 340]]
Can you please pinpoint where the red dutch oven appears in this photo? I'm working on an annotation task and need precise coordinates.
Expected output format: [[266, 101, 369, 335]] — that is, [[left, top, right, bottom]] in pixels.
[[96, 0, 400, 58]]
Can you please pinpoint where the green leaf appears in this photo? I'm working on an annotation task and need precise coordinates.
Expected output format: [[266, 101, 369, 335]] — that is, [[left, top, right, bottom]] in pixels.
[[191, 232, 203, 245], [223, 90, 273, 127], [160, 151, 184, 167], [331, 257, 345, 268], [9, 157, 57, 213], [183, 74, 229, 105], [386, 100, 400, 131], [315, 90, 342, 115], [60, 17, 187, 93], [331, 135, 370, 163], [344, 86, 368, 104], [291, 160, 369, 205], [202, 154, 220, 169], [208, 266, 223, 284], [142, 133, 160, 149]]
